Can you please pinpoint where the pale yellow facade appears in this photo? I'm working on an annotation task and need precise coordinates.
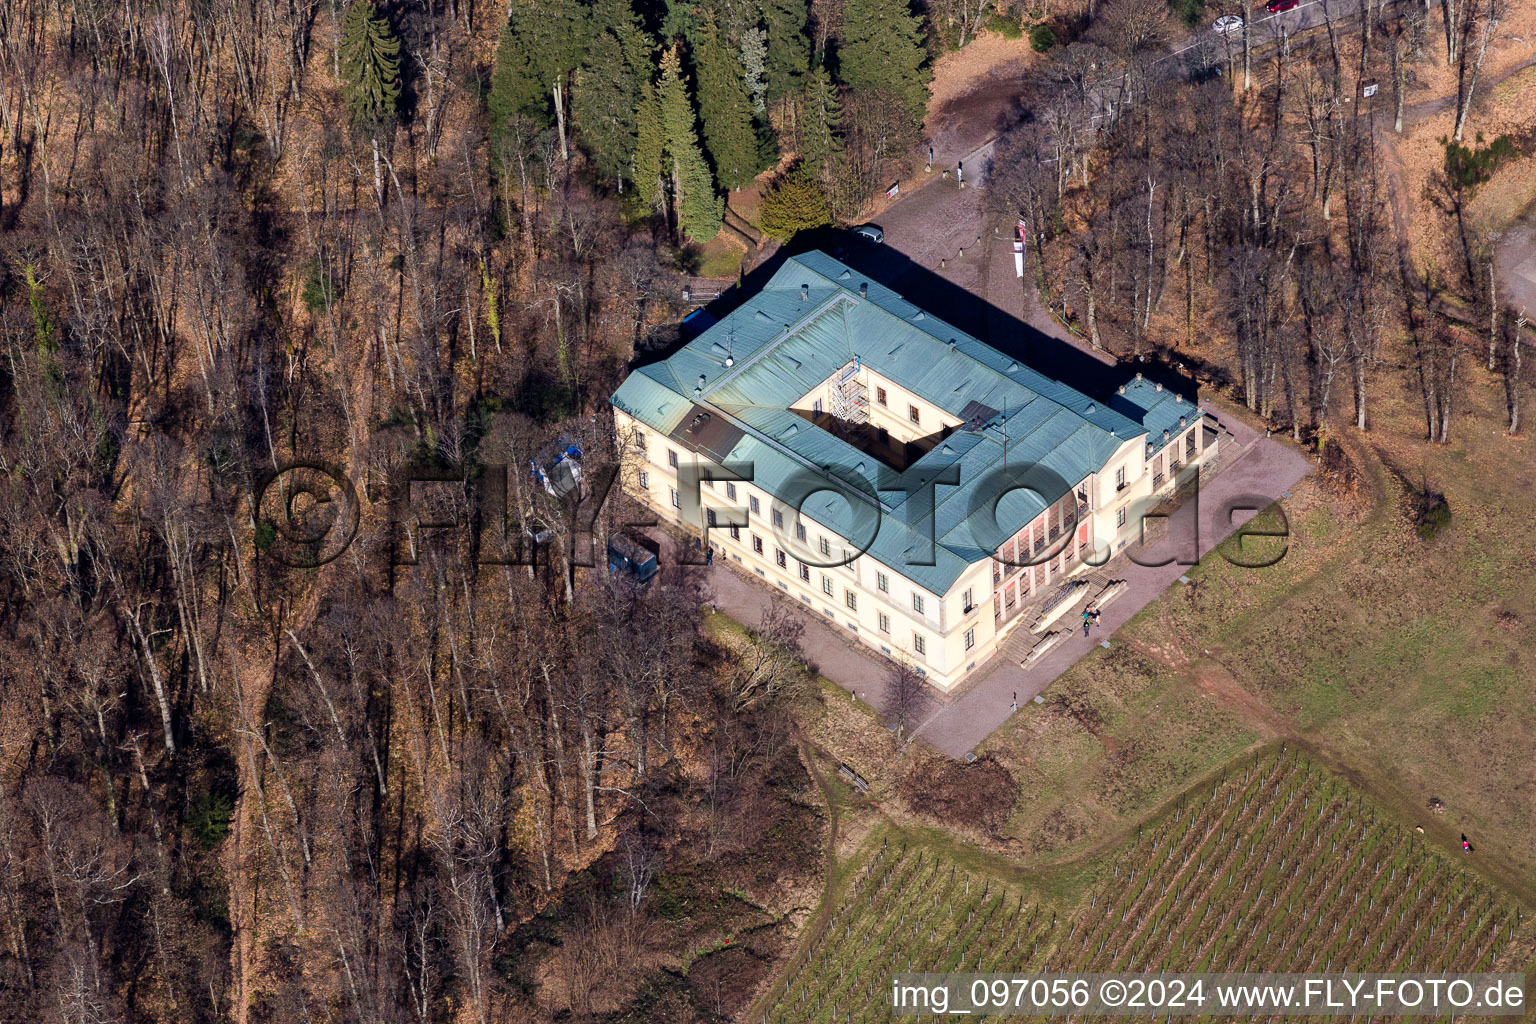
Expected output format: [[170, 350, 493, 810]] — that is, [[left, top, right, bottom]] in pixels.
[[613, 389, 1214, 692]]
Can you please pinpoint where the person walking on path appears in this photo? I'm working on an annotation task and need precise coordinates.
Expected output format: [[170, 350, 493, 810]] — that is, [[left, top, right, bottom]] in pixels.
[[1091, 606, 1102, 631], [1081, 606, 1092, 636]]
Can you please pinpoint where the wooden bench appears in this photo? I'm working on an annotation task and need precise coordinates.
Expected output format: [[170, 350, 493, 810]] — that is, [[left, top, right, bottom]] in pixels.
[[837, 764, 869, 794]]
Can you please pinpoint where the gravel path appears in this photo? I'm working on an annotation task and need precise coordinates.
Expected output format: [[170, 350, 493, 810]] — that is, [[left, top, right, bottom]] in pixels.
[[661, 422, 1311, 759]]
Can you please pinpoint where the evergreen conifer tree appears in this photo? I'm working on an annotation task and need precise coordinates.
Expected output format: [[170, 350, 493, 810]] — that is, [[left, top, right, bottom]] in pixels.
[[759, 171, 833, 240], [740, 27, 769, 119], [488, 3, 592, 154], [572, 0, 653, 188], [763, 0, 811, 103], [340, 0, 401, 130], [633, 80, 666, 211], [693, 16, 759, 190], [838, 0, 931, 129], [798, 65, 843, 174], [658, 46, 722, 241]]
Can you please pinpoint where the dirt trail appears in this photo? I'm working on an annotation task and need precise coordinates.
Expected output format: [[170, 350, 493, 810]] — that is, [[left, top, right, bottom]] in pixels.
[[1375, 55, 1536, 267], [1126, 606, 1296, 741], [750, 734, 840, 1022]]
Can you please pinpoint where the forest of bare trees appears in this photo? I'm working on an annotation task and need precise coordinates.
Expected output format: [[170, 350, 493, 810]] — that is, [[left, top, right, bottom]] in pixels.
[[0, 0, 850, 1020], [0, 0, 1531, 1019], [990, 0, 1529, 442]]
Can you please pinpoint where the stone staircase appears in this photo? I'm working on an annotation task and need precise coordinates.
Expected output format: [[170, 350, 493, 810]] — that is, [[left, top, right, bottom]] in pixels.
[[997, 563, 1125, 668]]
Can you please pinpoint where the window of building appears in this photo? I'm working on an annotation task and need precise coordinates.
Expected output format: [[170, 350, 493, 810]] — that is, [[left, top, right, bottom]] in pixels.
[[964, 627, 975, 651], [1187, 431, 1196, 457], [913, 633, 926, 656], [822, 575, 834, 596], [634, 430, 646, 452], [668, 449, 679, 469], [730, 524, 741, 540], [749, 495, 760, 515], [845, 590, 857, 611], [772, 507, 783, 529], [877, 426, 889, 447], [670, 488, 681, 508], [752, 534, 763, 554], [776, 548, 787, 568], [638, 470, 649, 489], [799, 562, 810, 582], [795, 522, 807, 542], [962, 587, 973, 611], [877, 572, 889, 593], [726, 482, 737, 501], [706, 508, 717, 527], [813, 398, 823, 415], [819, 536, 831, 557], [909, 404, 921, 424], [1116, 506, 1127, 528], [877, 386, 888, 406], [703, 475, 713, 489], [878, 612, 890, 633], [912, 594, 925, 615], [1115, 465, 1126, 489]]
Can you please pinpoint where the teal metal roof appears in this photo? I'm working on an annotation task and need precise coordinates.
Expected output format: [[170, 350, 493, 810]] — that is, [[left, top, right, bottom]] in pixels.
[[1113, 376, 1196, 456], [611, 252, 1192, 594]]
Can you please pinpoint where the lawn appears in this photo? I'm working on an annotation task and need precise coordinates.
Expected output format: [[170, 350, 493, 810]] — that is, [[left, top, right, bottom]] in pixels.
[[963, 356, 1536, 900], [696, 233, 747, 279]]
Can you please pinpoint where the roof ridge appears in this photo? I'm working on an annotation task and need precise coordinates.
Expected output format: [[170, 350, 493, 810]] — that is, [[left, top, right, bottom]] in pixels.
[[791, 252, 1130, 446]]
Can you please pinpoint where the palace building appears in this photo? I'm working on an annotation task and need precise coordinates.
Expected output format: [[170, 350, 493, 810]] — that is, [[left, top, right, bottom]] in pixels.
[[610, 252, 1217, 690]]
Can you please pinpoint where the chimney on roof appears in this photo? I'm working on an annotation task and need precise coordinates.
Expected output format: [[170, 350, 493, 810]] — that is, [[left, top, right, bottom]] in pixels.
[[1135, 372, 1144, 381], [800, 284, 809, 300], [1118, 385, 1126, 395], [1163, 429, 1170, 441], [1175, 393, 1183, 403], [859, 282, 868, 297], [1155, 382, 1163, 392], [1179, 415, 1187, 427]]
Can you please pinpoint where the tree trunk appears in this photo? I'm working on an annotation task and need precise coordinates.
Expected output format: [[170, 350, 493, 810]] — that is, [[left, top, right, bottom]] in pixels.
[[1393, 39, 1407, 132], [1453, 0, 1502, 142], [1488, 267, 1498, 370], [1242, 14, 1253, 91], [553, 78, 569, 162], [1355, 360, 1369, 429], [579, 717, 598, 840], [1507, 319, 1523, 433], [1083, 263, 1103, 350]]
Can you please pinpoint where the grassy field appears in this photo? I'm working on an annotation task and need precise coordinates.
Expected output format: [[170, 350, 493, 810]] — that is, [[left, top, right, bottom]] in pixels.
[[762, 750, 1533, 1023], [762, 379, 1536, 1019], [965, 361, 1536, 898]]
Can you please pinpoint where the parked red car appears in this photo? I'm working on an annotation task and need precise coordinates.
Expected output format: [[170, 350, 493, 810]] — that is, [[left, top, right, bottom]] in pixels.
[[1266, 0, 1300, 11]]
